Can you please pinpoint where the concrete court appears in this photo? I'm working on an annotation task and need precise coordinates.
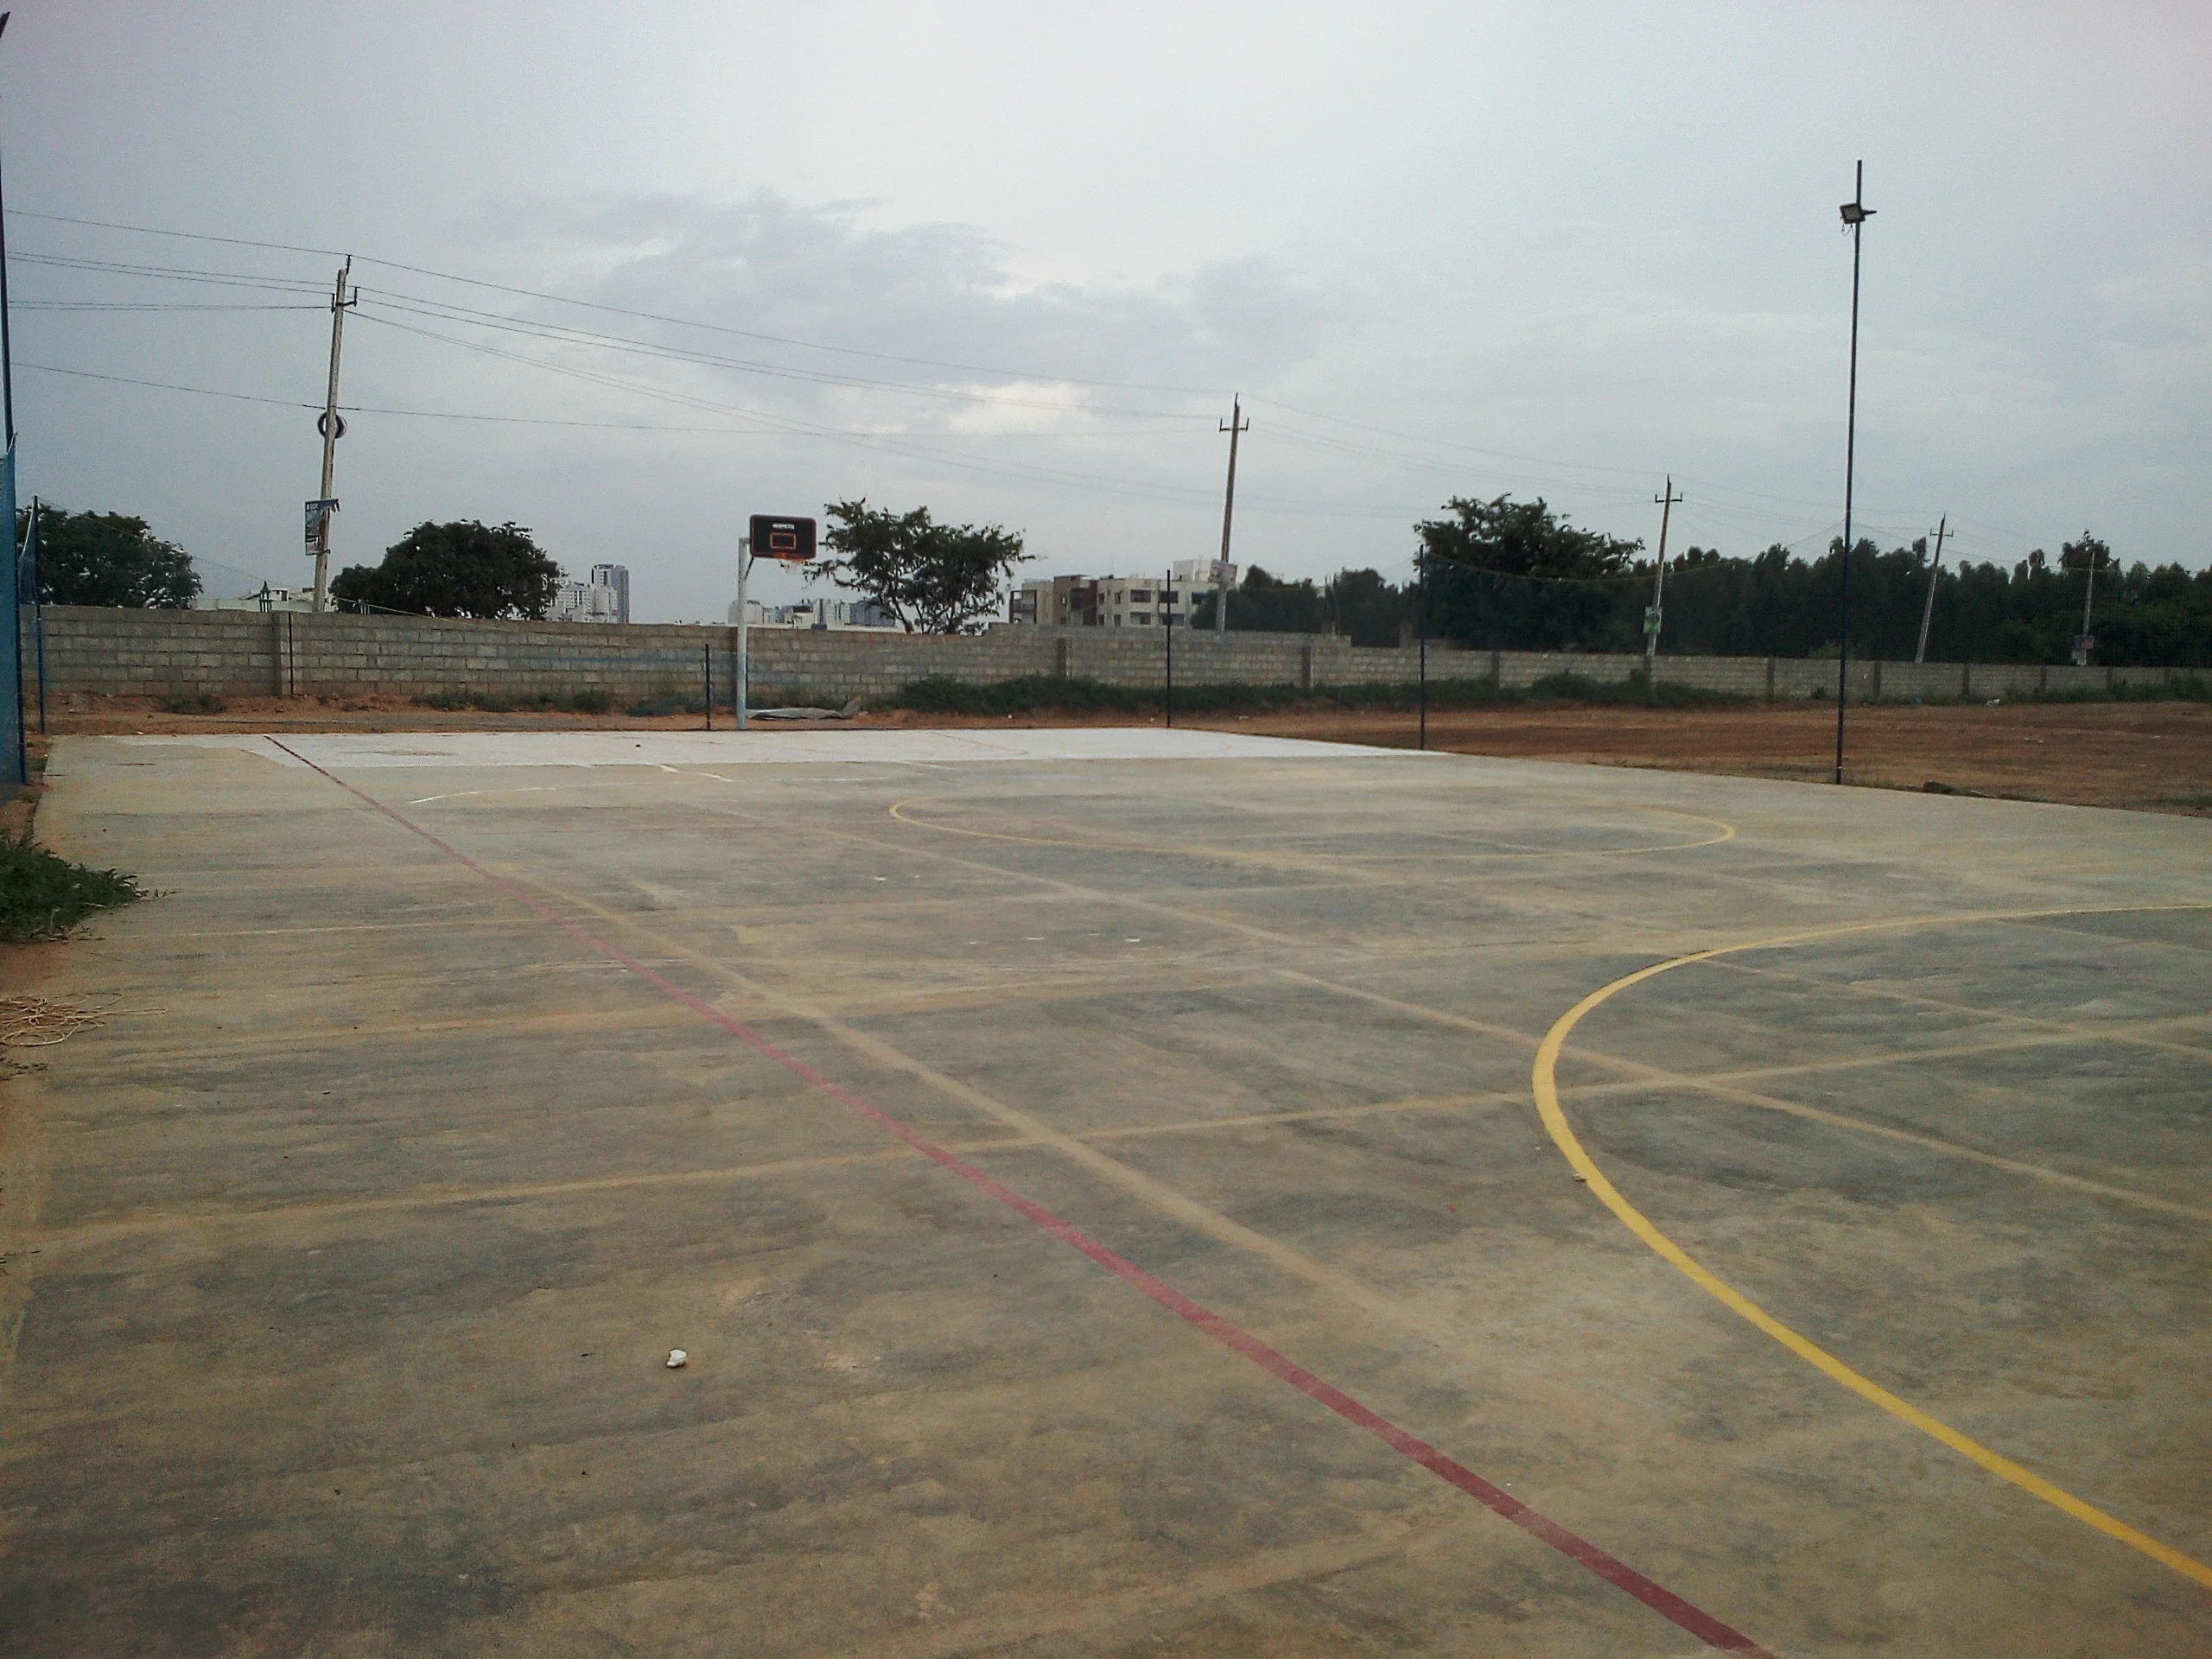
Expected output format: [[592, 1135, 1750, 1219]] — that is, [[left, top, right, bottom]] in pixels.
[[3, 726, 2209, 1657]]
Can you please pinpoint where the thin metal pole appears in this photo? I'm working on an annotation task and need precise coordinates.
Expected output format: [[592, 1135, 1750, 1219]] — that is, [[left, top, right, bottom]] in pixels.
[[1217, 395, 1247, 637], [0, 14, 14, 455], [1163, 567, 1173, 728], [1834, 161, 1872, 785], [1416, 551, 1427, 750], [0, 12, 15, 455], [702, 641, 712, 731], [1914, 514, 1946, 664], [312, 257, 353, 613], [10, 503, 22, 759], [735, 539, 749, 730], [28, 495, 42, 732]]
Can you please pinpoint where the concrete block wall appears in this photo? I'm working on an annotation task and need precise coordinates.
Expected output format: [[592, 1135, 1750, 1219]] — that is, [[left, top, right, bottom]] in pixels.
[[19, 607, 2202, 708]]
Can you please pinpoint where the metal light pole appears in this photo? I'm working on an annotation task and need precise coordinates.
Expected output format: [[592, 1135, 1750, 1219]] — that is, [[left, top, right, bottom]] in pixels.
[[0, 10, 25, 790], [1833, 162, 1874, 785], [1415, 550, 1427, 751]]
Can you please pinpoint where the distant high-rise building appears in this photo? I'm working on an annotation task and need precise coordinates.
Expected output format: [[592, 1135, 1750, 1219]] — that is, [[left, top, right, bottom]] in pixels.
[[589, 563, 631, 624], [552, 563, 631, 624]]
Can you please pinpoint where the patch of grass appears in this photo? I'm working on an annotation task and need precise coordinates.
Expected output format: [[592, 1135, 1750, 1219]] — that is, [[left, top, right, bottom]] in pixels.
[[1523, 671, 1749, 707], [2024, 677, 2212, 704], [880, 671, 1749, 718], [157, 691, 226, 715], [0, 836, 147, 943], [625, 694, 707, 717], [416, 687, 620, 715]]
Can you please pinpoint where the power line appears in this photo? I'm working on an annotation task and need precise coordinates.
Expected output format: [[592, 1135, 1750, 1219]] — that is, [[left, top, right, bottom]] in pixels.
[[353, 292, 1208, 419], [11, 359, 1186, 437], [7, 207, 1225, 395], [15, 301, 326, 312], [14, 250, 327, 296]]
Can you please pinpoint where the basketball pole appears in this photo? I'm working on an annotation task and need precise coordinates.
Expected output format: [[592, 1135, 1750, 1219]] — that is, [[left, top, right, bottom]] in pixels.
[[735, 537, 749, 731]]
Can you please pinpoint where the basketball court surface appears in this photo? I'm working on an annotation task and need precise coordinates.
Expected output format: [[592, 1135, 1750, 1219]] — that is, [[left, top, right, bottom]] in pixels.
[[4, 727, 2209, 1656]]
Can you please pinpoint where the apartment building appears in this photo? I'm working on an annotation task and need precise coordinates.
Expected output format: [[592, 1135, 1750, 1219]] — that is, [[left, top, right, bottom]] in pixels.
[[727, 596, 899, 630], [551, 563, 631, 624], [1010, 561, 1233, 628]]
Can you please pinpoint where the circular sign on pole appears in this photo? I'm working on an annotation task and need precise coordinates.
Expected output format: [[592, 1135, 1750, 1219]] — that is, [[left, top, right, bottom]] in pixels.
[[317, 411, 348, 440]]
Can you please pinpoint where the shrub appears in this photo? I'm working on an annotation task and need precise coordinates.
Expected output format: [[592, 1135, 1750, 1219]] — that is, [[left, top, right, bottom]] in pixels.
[[0, 836, 146, 942]]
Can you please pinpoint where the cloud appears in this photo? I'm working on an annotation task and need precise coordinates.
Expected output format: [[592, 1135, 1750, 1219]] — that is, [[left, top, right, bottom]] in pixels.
[[459, 191, 1342, 422]]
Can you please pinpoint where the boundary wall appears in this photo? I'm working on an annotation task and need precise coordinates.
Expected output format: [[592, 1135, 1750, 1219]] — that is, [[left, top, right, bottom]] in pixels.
[[18, 607, 2198, 706]]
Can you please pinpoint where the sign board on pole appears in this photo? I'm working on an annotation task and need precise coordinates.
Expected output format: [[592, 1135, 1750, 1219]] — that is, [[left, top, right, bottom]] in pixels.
[[304, 499, 339, 552], [1643, 606, 1662, 635], [1211, 560, 1236, 588], [748, 515, 817, 563]]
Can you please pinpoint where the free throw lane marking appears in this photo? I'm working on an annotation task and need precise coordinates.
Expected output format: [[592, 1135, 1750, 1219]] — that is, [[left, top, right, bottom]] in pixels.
[[270, 740, 1774, 1655], [1530, 906, 2212, 1594]]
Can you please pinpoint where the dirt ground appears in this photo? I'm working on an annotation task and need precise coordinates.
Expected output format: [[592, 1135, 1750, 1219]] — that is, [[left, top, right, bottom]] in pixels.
[[41, 692, 2212, 817], [1203, 700, 2212, 816]]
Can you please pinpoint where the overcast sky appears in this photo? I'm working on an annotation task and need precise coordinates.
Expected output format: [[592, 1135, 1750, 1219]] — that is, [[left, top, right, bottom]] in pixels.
[[10, 3, 2209, 620]]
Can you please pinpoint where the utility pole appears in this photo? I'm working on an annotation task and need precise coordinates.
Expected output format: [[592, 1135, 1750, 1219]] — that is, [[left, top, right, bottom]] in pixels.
[[1215, 396, 1247, 637], [1643, 476, 1681, 682], [2075, 540, 2101, 664], [1914, 514, 1947, 664], [1834, 162, 1874, 785], [310, 258, 355, 613]]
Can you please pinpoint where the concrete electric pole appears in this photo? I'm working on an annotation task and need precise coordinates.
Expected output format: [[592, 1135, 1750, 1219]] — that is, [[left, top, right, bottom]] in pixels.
[[1215, 396, 1248, 637], [310, 258, 355, 613], [2075, 540, 2102, 665], [1914, 514, 1948, 664], [1643, 476, 1681, 681]]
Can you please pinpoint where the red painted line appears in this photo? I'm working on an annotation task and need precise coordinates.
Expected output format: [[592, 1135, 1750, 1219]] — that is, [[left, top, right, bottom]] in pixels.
[[270, 740, 1773, 1656]]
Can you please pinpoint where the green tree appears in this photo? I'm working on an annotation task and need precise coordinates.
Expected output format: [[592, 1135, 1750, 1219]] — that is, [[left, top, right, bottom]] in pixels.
[[332, 521, 563, 619], [17, 505, 200, 607], [1190, 565, 1328, 633], [1417, 495, 1643, 651], [1323, 567, 1412, 646], [814, 499, 1024, 634]]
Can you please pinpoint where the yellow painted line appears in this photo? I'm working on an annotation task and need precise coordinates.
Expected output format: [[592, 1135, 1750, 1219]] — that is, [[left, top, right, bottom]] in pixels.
[[1530, 901, 2212, 1592]]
